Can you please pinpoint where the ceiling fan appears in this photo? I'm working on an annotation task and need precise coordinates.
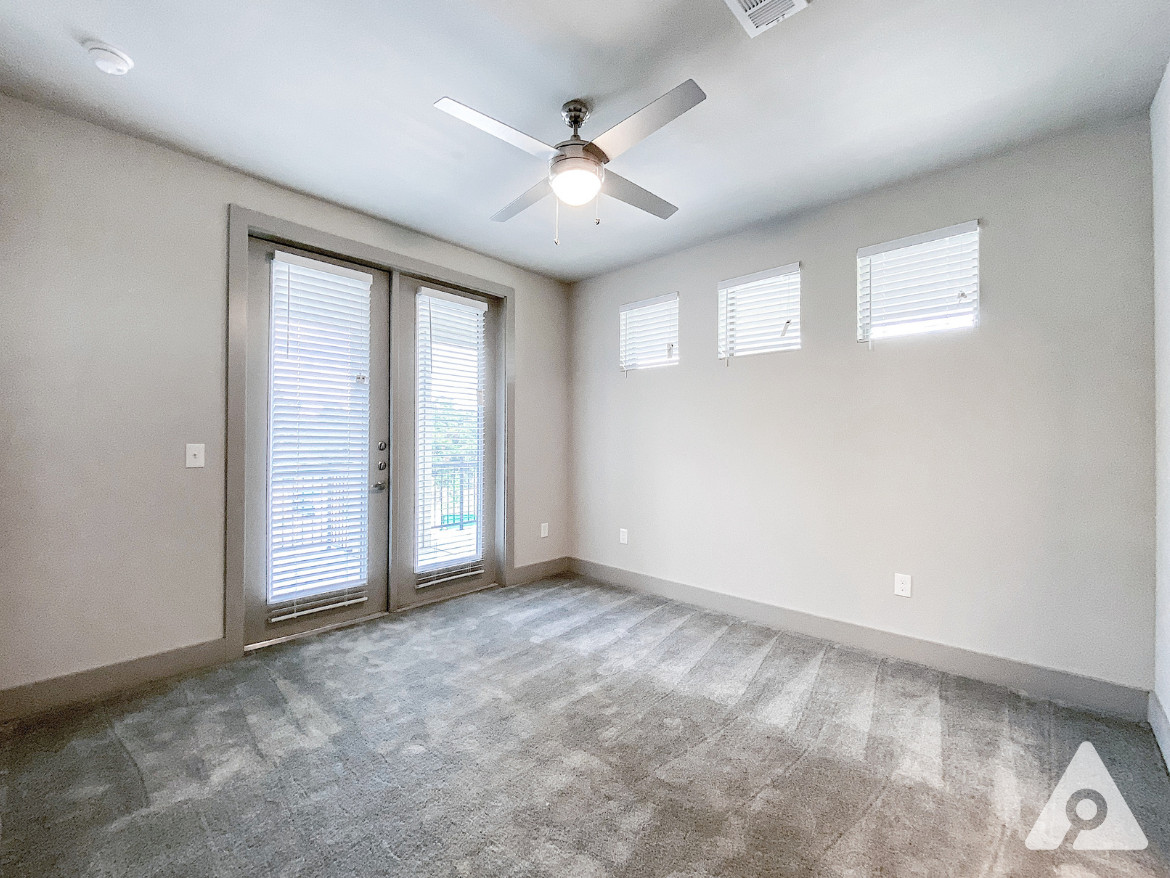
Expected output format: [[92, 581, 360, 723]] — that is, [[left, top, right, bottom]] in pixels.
[[435, 79, 706, 223]]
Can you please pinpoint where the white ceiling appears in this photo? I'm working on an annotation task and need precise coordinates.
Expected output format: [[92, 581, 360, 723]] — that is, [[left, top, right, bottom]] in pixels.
[[2, 0, 1169, 281]]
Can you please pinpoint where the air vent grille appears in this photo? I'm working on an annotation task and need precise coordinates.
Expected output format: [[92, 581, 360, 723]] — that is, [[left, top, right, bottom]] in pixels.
[[723, 0, 808, 36], [742, 0, 793, 27]]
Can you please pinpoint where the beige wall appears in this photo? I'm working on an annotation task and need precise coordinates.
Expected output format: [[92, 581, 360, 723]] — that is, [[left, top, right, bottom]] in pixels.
[[0, 94, 571, 690], [1154, 60, 1170, 736], [570, 118, 1156, 689], [0, 90, 1159, 699]]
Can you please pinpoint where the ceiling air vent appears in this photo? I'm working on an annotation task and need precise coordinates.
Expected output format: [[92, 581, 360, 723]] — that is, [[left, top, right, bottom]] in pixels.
[[723, 0, 809, 36]]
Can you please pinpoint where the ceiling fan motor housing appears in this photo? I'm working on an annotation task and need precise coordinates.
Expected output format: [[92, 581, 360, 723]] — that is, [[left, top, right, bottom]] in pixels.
[[549, 144, 605, 180], [550, 141, 602, 168]]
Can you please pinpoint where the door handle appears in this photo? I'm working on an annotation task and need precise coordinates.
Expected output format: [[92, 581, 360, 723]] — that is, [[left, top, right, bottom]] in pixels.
[[371, 481, 387, 492]]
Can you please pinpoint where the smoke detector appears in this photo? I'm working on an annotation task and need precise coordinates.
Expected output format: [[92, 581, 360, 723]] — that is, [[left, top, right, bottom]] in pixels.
[[83, 41, 134, 75], [722, 0, 809, 36]]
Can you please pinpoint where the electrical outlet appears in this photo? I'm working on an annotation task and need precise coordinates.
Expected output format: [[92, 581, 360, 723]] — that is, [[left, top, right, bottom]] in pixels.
[[894, 573, 912, 598], [540, 522, 549, 538], [185, 443, 206, 468], [619, 528, 628, 545]]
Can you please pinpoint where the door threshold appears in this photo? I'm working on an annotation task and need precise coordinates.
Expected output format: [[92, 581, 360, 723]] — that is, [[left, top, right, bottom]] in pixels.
[[245, 610, 390, 652], [396, 580, 501, 613]]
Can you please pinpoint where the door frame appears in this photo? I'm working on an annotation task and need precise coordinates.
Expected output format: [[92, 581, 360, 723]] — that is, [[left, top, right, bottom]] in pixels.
[[225, 205, 517, 656]]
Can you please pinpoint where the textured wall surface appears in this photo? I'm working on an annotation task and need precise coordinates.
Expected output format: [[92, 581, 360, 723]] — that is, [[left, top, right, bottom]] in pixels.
[[571, 118, 1156, 689], [0, 94, 572, 689], [1152, 59, 1170, 751]]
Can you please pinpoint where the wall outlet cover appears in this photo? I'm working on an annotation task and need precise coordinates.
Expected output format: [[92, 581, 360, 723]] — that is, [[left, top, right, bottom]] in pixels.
[[540, 522, 549, 538], [185, 443, 206, 468], [619, 528, 628, 545], [894, 573, 912, 598]]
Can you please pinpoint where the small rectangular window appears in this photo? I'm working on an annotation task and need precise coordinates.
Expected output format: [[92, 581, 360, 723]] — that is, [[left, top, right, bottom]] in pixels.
[[620, 293, 679, 371], [857, 221, 979, 342], [718, 263, 801, 359]]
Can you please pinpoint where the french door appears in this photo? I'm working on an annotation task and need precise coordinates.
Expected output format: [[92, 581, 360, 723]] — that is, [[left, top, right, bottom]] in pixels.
[[389, 276, 499, 609], [244, 239, 390, 645], [243, 239, 499, 648]]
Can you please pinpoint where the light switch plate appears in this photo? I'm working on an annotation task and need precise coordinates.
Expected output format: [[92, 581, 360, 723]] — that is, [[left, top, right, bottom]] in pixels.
[[540, 522, 549, 538], [894, 573, 912, 598], [186, 443, 206, 468], [619, 528, 628, 545]]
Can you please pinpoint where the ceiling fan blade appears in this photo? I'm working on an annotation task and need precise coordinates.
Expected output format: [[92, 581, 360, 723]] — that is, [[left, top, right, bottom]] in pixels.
[[491, 179, 552, 222], [589, 79, 706, 162], [602, 172, 678, 219], [435, 98, 558, 159]]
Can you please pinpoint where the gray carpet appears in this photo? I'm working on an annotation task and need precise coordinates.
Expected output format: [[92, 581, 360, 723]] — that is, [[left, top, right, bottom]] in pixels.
[[2, 576, 1168, 877]]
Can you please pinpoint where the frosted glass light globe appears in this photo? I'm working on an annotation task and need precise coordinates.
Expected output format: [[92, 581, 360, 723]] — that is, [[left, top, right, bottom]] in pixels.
[[549, 158, 602, 206]]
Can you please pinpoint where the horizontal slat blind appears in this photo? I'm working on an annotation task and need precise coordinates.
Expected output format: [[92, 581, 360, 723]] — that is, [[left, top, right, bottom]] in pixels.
[[620, 293, 679, 371], [268, 252, 372, 609], [858, 221, 980, 342], [718, 264, 801, 358], [416, 289, 487, 581]]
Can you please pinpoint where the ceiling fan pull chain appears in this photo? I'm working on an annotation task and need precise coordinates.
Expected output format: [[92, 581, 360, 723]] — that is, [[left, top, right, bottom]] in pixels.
[[554, 198, 560, 246], [595, 193, 600, 226]]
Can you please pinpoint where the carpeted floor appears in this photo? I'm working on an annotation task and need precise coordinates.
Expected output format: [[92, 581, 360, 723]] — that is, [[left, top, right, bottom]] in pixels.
[[2, 576, 1168, 877]]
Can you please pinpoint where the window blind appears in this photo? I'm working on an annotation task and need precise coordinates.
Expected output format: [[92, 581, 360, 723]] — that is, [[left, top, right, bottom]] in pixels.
[[619, 293, 679, 371], [857, 221, 980, 342], [268, 252, 372, 611], [718, 263, 801, 359], [416, 289, 487, 583]]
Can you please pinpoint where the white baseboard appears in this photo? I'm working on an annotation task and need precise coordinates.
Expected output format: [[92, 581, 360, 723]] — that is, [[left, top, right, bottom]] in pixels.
[[1150, 691, 1170, 771], [570, 558, 1150, 722]]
